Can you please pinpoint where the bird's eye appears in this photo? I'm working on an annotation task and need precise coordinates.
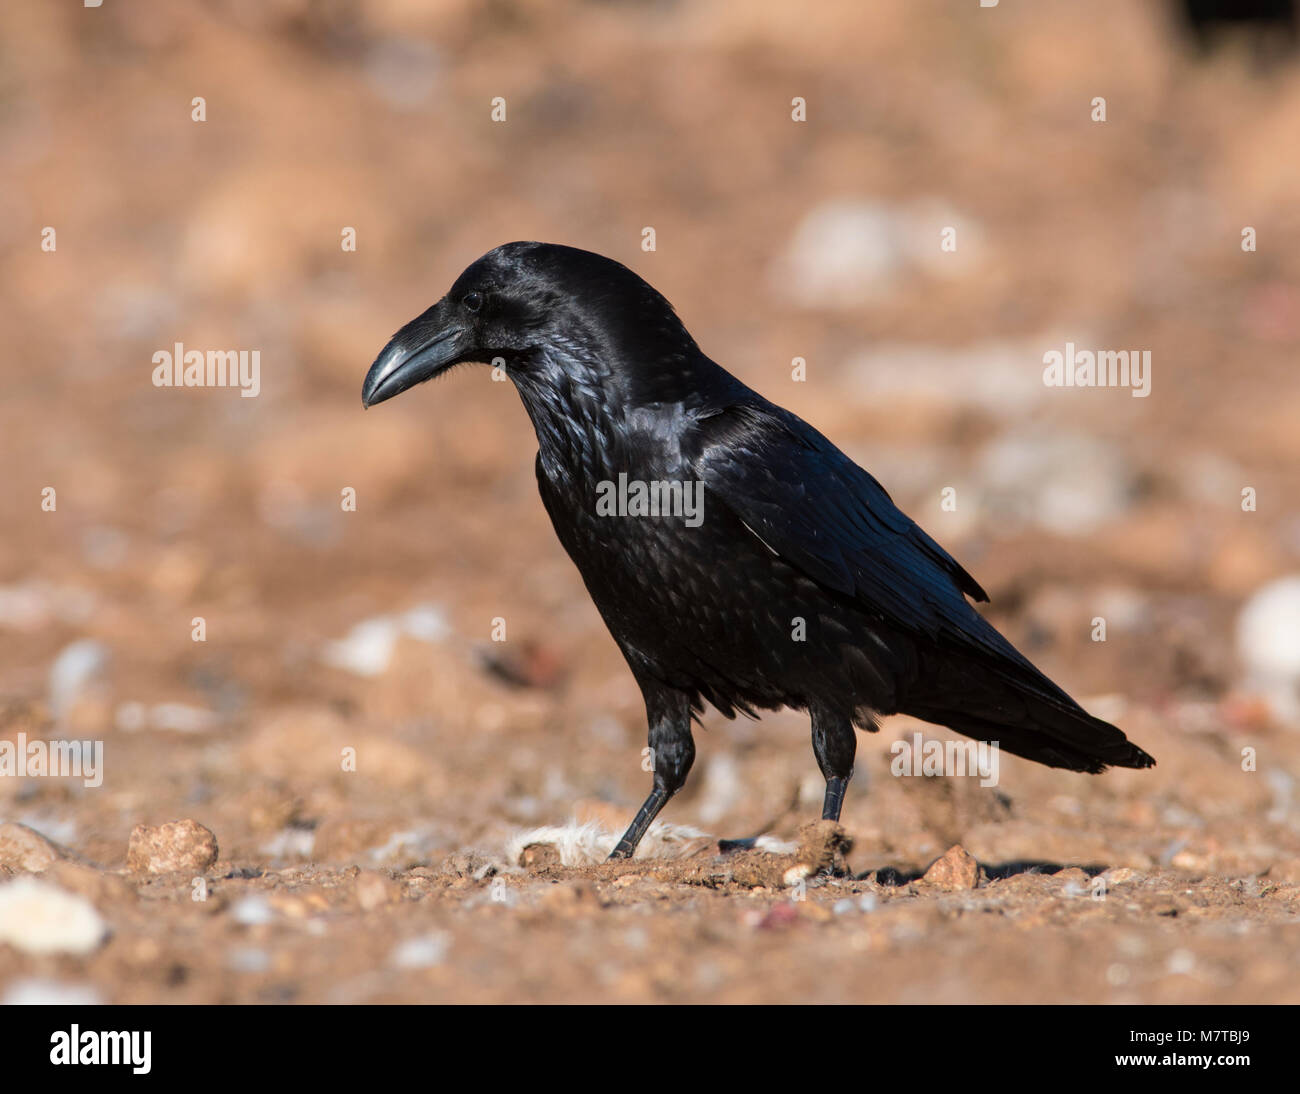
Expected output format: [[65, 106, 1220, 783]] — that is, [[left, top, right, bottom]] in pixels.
[[463, 291, 483, 313]]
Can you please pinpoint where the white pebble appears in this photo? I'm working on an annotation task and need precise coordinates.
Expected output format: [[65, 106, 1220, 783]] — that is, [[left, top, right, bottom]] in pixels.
[[1237, 576, 1300, 725], [321, 617, 400, 677], [0, 878, 108, 956], [230, 894, 275, 926]]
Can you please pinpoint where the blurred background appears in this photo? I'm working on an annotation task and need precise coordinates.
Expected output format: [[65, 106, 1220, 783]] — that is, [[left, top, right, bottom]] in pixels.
[[2, 0, 1300, 1003]]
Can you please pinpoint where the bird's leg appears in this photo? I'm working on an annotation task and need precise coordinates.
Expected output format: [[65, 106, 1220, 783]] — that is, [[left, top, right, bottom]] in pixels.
[[608, 681, 694, 860], [718, 707, 857, 858], [811, 705, 856, 822]]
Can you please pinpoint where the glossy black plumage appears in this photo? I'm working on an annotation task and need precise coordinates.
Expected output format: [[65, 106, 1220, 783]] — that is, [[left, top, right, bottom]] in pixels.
[[363, 242, 1154, 858]]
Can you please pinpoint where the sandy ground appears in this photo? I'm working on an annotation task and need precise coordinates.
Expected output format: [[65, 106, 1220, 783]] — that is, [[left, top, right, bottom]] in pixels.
[[2, 1, 1300, 1004]]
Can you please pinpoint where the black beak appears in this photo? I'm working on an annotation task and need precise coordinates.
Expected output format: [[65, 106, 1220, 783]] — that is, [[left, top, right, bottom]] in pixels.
[[362, 304, 467, 408]]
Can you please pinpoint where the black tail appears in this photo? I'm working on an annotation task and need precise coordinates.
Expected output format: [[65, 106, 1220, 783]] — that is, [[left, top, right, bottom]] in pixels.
[[904, 655, 1156, 774]]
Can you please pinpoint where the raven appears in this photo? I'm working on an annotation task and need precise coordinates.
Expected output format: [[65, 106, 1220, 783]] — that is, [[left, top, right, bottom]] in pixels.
[[362, 242, 1154, 859], [1177, 0, 1296, 54]]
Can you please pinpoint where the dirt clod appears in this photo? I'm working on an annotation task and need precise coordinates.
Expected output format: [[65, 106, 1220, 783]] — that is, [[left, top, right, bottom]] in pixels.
[[796, 820, 854, 876]]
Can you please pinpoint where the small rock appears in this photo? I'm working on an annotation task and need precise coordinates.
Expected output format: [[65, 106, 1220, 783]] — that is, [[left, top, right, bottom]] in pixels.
[[0, 822, 65, 873], [127, 819, 218, 875], [922, 845, 980, 891], [0, 878, 108, 955]]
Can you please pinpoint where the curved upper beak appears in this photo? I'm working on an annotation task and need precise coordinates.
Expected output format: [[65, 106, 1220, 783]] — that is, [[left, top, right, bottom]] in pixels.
[[362, 302, 467, 408]]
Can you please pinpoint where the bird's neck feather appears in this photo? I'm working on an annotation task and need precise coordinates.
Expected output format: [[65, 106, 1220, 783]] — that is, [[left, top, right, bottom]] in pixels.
[[513, 343, 739, 487]]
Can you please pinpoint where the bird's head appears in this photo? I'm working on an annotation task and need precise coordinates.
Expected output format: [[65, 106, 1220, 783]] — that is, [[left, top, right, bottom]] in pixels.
[[362, 242, 712, 413]]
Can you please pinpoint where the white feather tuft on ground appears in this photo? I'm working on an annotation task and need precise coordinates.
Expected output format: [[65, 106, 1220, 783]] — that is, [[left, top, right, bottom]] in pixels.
[[505, 821, 711, 865], [503, 821, 798, 866]]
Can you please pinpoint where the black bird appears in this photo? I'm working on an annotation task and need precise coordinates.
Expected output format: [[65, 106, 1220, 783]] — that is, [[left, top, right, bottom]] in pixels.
[[362, 242, 1154, 859], [1176, 0, 1296, 54]]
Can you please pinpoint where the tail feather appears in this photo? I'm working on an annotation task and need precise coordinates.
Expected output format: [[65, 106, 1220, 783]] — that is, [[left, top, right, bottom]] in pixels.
[[904, 656, 1156, 773]]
